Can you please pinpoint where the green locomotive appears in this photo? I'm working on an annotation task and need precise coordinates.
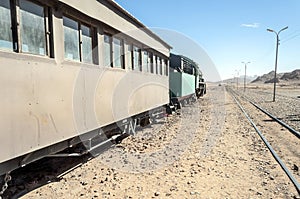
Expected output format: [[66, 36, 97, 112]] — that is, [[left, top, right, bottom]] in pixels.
[[169, 53, 206, 109]]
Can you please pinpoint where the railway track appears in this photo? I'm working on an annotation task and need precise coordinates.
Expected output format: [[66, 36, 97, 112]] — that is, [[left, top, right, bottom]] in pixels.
[[239, 88, 300, 134], [227, 87, 300, 194], [233, 89, 300, 139]]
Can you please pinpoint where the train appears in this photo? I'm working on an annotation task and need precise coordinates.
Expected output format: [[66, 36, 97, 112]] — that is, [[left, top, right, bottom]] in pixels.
[[0, 0, 206, 181], [169, 53, 206, 110]]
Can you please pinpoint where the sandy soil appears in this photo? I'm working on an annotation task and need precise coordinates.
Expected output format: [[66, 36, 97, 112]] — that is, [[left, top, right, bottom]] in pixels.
[[7, 83, 299, 198]]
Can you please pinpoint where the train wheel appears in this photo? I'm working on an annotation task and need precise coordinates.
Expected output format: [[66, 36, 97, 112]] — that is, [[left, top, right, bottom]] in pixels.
[[176, 102, 182, 109], [140, 116, 150, 127], [166, 105, 173, 114]]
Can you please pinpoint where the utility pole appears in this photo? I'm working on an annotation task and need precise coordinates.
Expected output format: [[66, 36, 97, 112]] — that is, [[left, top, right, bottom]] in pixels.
[[267, 26, 288, 102], [242, 61, 250, 92], [235, 69, 240, 90]]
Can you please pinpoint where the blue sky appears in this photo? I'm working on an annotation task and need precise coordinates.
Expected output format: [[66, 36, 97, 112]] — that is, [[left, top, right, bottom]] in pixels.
[[115, 0, 300, 81]]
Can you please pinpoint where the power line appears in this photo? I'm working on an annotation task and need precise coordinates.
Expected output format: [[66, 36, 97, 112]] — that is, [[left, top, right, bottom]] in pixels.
[[281, 33, 300, 44], [281, 28, 300, 39], [281, 28, 300, 43]]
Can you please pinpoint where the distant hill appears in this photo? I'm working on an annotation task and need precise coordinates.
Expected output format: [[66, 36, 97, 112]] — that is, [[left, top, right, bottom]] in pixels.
[[251, 69, 300, 83], [251, 71, 283, 83], [280, 69, 300, 81], [220, 69, 300, 84], [221, 75, 256, 84]]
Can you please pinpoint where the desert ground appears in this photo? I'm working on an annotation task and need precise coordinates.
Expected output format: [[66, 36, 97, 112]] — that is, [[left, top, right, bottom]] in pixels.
[[3, 81, 300, 199]]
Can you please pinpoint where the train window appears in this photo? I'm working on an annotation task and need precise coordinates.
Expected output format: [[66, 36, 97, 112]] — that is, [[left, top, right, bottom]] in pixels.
[[103, 34, 112, 67], [63, 16, 80, 61], [64, 16, 95, 64], [112, 37, 124, 69], [153, 55, 157, 74], [133, 45, 140, 71], [142, 51, 149, 72], [124, 42, 132, 70], [20, 0, 46, 55], [0, 0, 13, 51], [156, 56, 161, 75], [149, 52, 154, 73], [159, 57, 163, 75], [0, 0, 53, 56], [147, 52, 151, 72], [81, 24, 93, 64], [165, 59, 169, 76], [161, 59, 165, 76]]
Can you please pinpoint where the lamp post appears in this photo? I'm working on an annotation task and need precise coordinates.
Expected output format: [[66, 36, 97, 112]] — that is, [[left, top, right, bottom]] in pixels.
[[235, 69, 240, 89], [232, 73, 236, 87], [267, 26, 288, 102], [242, 61, 250, 92]]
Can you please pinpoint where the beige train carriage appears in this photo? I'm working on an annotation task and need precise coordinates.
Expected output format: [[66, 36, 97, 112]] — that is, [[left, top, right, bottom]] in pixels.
[[0, 0, 171, 175]]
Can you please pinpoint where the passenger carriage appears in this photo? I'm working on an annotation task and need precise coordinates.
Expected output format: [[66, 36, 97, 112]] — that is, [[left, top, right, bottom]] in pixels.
[[0, 0, 171, 175]]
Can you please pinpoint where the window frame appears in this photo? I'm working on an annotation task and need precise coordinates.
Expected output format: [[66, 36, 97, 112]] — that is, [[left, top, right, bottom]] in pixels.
[[133, 45, 141, 71], [156, 56, 161, 75], [0, 0, 14, 51], [63, 15, 80, 61], [0, 0, 54, 57], [124, 41, 133, 70], [159, 57, 162, 75], [161, 59, 165, 76], [103, 34, 112, 67], [142, 50, 149, 73], [165, 59, 169, 76], [19, 0, 51, 56], [149, 52, 154, 73], [63, 15, 96, 64], [80, 23, 94, 64], [112, 36, 124, 69]]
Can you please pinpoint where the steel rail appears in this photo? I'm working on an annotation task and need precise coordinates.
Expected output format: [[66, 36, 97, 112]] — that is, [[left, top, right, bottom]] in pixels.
[[249, 101, 300, 139], [230, 87, 300, 139], [229, 89, 300, 194]]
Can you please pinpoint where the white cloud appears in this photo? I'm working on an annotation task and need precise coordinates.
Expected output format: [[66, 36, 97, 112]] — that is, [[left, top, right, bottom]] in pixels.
[[241, 23, 260, 28]]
